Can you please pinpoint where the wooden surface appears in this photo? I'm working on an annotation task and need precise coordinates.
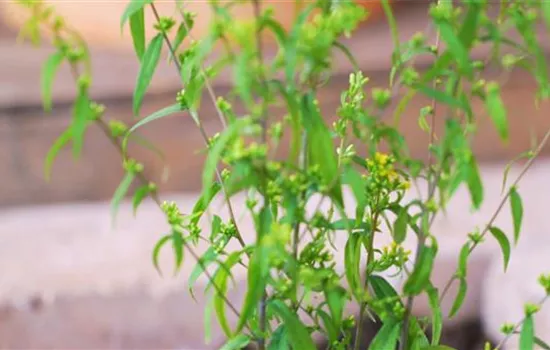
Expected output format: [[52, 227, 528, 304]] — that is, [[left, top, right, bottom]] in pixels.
[[1, 2, 550, 206]]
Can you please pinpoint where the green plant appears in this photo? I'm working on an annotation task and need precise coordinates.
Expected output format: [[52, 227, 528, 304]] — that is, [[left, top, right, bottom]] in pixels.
[[16, 0, 550, 348]]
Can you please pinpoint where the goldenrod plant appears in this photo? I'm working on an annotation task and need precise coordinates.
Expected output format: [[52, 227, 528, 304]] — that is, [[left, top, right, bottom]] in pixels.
[[15, 0, 550, 348]]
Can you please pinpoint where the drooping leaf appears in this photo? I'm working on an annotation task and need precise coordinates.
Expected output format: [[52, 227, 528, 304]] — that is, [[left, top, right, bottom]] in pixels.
[[435, 19, 472, 77], [466, 155, 484, 210], [457, 0, 480, 49], [234, 52, 254, 108], [404, 240, 437, 295], [317, 309, 339, 344], [213, 251, 243, 337], [342, 166, 366, 213], [220, 334, 251, 350], [268, 324, 290, 350], [393, 206, 409, 244], [120, 0, 152, 31], [449, 277, 467, 318], [171, 230, 185, 275], [202, 118, 248, 199], [41, 51, 64, 112], [485, 83, 509, 142], [71, 90, 92, 158], [270, 300, 316, 350], [345, 233, 362, 300], [235, 220, 271, 333], [129, 7, 146, 60], [191, 182, 222, 227], [519, 314, 534, 350], [152, 234, 172, 275], [110, 171, 135, 224], [457, 242, 470, 278], [368, 318, 400, 350], [489, 226, 511, 271], [510, 186, 523, 244], [132, 184, 150, 215], [44, 126, 72, 181], [427, 285, 442, 345], [414, 84, 467, 111], [133, 34, 164, 117], [188, 247, 218, 300], [324, 286, 347, 332], [301, 93, 343, 206]]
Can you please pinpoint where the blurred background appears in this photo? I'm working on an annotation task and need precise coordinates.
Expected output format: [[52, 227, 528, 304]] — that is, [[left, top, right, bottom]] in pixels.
[[1, 1, 550, 349]]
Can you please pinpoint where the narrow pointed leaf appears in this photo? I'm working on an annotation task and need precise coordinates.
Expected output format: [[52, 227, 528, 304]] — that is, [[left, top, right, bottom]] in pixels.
[[427, 286, 442, 345], [368, 319, 400, 350], [510, 187, 523, 244], [449, 277, 467, 318], [220, 334, 250, 350], [129, 7, 146, 60], [44, 126, 72, 181], [152, 234, 172, 275], [404, 242, 437, 295], [485, 83, 509, 142], [41, 51, 64, 112], [270, 300, 316, 350], [132, 184, 150, 215], [489, 226, 511, 271], [133, 34, 164, 117], [111, 171, 135, 224], [120, 0, 152, 31], [128, 103, 184, 135], [393, 206, 409, 244], [72, 91, 92, 158], [171, 231, 185, 275]]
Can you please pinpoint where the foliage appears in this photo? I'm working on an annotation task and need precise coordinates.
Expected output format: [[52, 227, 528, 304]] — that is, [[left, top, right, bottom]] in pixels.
[[16, 0, 550, 349]]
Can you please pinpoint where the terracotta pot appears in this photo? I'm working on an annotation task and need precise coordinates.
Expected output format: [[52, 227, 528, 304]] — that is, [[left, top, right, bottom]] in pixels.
[[0, 1, 385, 53]]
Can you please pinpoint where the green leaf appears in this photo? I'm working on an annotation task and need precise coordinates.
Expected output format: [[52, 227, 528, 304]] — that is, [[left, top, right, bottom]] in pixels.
[[152, 234, 172, 275], [485, 83, 509, 142], [110, 171, 135, 224], [172, 22, 189, 53], [129, 7, 146, 60], [520, 314, 534, 350], [421, 346, 457, 350], [268, 324, 290, 350], [457, 1, 480, 49], [235, 228, 271, 333], [381, 0, 400, 57], [489, 226, 511, 271], [324, 286, 347, 331], [213, 251, 243, 337], [393, 206, 409, 244], [301, 93, 343, 206], [188, 247, 218, 300], [342, 166, 366, 212], [449, 277, 467, 318], [270, 300, 316, 350], [466, 155, 484, 210], [191, 182, 222, 227], [220, 334, 250, 350], [171, 230, 185, 275], [132, 184, 150, 215], [44, 126, 72, 181], [128, 103, 184, 137], [368, 318, 400, 350], [204, 292, 215, 344], [510, 186, 523, 244], [317, 309, 339, 344], [133, 33, 164, 117], [404, 240, 437, 295], [457, 243, 470, 277], [414, 84, 467, 111], [41, 51, 64, 112], [71, 90, 92, 158], [234, 52, 254, 108], [543, 1, 550, 33], [202, 118, 248, 200], [427, 286, 442, 345], [120, 0, 152, 31], [284, 3, 315, 84], [344, 234, 362, 300], [435, 20, 472, 77]]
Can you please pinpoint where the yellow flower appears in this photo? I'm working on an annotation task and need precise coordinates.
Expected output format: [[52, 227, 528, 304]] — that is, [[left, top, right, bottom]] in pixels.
[[374, 152, 389, 166]]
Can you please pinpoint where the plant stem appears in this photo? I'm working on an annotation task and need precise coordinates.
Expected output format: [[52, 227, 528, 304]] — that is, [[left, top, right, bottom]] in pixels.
[[149, 2, 249, 250]]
